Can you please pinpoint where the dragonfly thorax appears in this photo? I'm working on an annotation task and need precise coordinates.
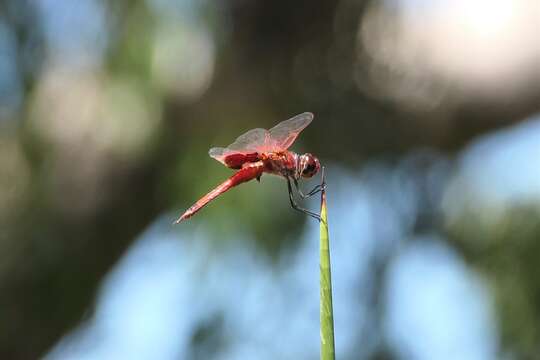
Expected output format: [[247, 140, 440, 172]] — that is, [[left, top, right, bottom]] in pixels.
[[261, 151, 299, 178]]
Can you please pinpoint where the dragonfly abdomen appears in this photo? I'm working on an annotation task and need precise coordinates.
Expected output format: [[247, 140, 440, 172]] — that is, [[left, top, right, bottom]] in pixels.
[[174, 162, 264, 223]]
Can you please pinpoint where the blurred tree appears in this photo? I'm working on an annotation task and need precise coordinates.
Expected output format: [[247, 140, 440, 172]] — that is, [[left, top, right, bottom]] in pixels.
[[0, 0, 538, 358]]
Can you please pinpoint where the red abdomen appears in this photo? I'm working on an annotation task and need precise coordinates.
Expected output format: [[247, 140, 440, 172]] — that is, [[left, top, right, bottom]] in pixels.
[[174, 162, 264, 223]]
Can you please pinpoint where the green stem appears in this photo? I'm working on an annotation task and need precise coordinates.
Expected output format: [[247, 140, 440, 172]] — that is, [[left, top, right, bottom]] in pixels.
[[320, 187, 335, 360]]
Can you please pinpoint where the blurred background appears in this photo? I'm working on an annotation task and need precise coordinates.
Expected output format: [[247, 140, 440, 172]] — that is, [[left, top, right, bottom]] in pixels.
[[1, 0, 539, 359]]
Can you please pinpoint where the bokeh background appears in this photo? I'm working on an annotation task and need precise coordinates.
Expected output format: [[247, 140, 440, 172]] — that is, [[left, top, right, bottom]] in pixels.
[[1, 0, 539, 359]]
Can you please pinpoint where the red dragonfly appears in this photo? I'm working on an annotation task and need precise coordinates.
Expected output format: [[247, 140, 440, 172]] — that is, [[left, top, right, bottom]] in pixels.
[[174, 112, 325, 224]]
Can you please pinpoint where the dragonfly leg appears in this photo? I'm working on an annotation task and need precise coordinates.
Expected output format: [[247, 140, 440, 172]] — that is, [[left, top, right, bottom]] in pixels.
[[293, 167, 327, 199], [287, 178, 322, 221], [293, 179, 326, 199]]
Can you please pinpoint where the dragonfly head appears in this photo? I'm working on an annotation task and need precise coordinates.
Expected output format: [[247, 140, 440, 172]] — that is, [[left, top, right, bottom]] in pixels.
[[299, 153, 320, 178]]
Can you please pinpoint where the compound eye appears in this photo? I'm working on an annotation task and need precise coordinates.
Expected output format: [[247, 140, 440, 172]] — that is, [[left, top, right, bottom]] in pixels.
[[302, 163, 315, 176], [301, 154, 319, 178]]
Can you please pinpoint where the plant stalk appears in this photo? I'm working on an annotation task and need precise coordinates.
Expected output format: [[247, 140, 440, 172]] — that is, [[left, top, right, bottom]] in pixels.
[[320, 176, 335, 360]]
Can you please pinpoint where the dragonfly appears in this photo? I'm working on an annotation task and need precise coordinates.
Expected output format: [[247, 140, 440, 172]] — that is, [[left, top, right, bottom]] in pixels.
[[174, 112, 325, 224]]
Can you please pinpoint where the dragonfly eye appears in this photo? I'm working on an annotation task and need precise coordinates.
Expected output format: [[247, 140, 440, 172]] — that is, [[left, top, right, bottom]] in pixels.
[[300, 154, 320, 178]]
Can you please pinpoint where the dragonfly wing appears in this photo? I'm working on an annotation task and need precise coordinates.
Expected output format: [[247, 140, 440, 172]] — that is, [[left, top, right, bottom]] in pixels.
[[209, 147, 260, 169], [268, 112, 313, 150], [209, 147, 243, 165], [227, 128, 269, 151], [209, 147, 229, 164], [209, 128, 269, 168], [209, 113, 313, 167]]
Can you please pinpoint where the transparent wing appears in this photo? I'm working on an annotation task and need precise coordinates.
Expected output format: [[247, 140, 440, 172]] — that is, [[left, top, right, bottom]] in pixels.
[[268, 112, 313, 150], [208, 147, 229, 162], [209, 128, 269, 166], [209, 113, 313, 166], [227, 128, 269, 151]]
